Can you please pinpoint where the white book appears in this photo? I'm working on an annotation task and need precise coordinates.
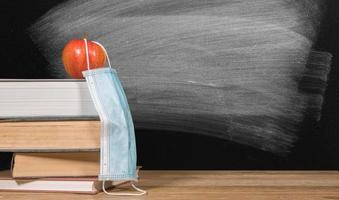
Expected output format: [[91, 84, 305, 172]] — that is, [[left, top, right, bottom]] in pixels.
[[0, 170, 124, 194], [0, 79, 98, 119]]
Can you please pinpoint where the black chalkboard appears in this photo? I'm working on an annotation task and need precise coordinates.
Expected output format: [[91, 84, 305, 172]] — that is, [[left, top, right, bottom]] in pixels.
[[1, 0, 339, 169]]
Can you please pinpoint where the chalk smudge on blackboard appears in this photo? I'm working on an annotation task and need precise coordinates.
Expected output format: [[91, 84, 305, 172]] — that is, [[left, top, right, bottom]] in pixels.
[[29, 0, 332, 154]]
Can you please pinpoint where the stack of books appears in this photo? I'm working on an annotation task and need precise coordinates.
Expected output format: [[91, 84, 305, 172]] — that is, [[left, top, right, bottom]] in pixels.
[[0, 80, 129, 194]]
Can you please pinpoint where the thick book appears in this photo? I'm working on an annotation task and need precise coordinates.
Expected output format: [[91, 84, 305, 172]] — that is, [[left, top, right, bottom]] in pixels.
[[12, 152, 100, 178], [0, 120, 100, 152], [0, 79, 98, 119], [0, 170, 125, 194]]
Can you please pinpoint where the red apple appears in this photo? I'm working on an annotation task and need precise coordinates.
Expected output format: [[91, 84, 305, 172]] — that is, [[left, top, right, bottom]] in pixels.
[[62, 38, 106, 78]]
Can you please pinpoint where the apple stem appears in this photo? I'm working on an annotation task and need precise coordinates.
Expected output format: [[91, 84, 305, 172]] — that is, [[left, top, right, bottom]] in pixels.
[[84, 33, 88, 40]]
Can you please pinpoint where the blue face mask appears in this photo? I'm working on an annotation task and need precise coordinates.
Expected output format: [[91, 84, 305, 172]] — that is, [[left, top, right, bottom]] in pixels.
[[82, 39, 146, 196]]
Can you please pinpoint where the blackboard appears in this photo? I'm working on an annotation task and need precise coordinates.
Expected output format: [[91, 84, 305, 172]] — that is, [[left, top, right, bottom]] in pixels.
[[1, 0, 339, 169]]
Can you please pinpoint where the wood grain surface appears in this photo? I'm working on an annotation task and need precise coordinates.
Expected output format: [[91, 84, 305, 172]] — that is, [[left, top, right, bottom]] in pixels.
[[1, 170, 339, 200]]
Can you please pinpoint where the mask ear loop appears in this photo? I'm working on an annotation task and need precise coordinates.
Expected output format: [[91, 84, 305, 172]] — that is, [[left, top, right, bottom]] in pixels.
[[83, 38, 146, 196], [83, 38, 91, 70], [92, 41, 112, 69], [102, 181, 147, 196], [83, 38, 112, 70]]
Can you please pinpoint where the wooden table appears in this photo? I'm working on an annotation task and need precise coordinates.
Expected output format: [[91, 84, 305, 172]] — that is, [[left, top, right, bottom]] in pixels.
[[1, 171, 339, 200]]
